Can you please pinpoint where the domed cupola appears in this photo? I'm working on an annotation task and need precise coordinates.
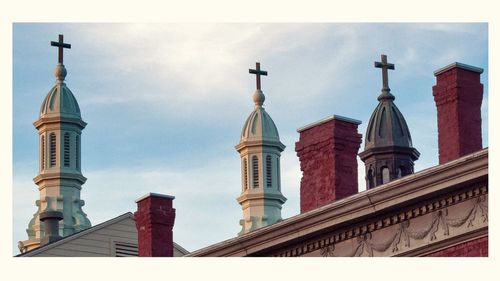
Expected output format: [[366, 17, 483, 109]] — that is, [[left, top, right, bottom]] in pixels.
[[364, 91, 413, 150], [359, 55, 420, 190], [39, 63, 82, 119], [20, 35, 91, 253], [240, 90, 280, 142], [235, 62, 286, 236]]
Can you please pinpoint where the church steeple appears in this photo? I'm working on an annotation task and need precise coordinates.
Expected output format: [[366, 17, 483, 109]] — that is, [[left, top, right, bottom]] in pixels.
[[235, 62, 286, 235], [19, 35, 91, 253], [359, 55, 420, 189]]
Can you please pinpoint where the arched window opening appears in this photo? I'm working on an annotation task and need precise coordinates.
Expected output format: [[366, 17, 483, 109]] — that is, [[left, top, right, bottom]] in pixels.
[[243, 158, 248, 190], [41, 135, 45, 170], [277, 159, 281, 191], [76, 135, 80, 171], [252, 156, 259, 188], [367, 169, 374, 189], [396, 167, 403, 179], [49, 133, 56, 167], [64, 133, 70, 167], [266, 155, 272, 188], [382, 167, 390, 184]]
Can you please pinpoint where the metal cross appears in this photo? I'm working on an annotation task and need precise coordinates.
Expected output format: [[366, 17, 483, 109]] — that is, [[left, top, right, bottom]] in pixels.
[[50, 34, 71, 64], [249, 62, 268, 90], [374, 54, 395, 91]]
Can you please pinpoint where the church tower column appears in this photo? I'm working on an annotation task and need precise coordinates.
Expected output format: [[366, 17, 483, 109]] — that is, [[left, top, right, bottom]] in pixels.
[[359, 55, 420, 189], [235, 62, 287, 235], [20, 35, 91, 253]]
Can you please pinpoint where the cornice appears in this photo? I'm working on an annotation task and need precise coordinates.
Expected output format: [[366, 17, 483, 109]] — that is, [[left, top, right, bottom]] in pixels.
[[33, 172, 87, 185], [275, 183, 487, 256], [237, 192, 287, 204], [33, 116, 87, 130], [187, 148, 487, 257], [359, 145, 420, 161], [235, 139, 286, 152]]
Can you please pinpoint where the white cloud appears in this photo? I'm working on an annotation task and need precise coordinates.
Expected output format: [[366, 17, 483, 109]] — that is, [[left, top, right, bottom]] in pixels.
[[73, 24, 368, 121], [412, 23, 486, 34]]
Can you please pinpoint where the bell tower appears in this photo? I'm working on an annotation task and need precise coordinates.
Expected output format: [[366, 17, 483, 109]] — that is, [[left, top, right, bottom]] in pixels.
[[359, 55, 420, 189], [235, 62, 287, 235], [19, 35, 91, 253]]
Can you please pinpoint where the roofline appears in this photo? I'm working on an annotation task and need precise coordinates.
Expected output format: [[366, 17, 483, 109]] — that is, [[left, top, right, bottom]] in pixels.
[[17, 212, 134, 257], [187, 148, 488, 256], [173, 242, 190, 255]]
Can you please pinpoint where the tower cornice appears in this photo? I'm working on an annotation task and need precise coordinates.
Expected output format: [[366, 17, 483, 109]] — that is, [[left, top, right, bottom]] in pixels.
[[359, 145, 420, 161], [33, 172, 87, 185], [237, 192, 287, 205], [33, 116, 87, 130], [235, 139, 285, 153]]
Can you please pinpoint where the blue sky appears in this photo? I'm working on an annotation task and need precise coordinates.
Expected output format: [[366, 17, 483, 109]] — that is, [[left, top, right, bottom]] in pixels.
[[12, 23, 488, 254]]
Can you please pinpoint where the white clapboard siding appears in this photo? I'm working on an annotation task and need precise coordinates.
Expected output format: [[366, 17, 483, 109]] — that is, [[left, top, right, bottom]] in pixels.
[[28, 213, 136, 257], [22, 212, 189, 257]]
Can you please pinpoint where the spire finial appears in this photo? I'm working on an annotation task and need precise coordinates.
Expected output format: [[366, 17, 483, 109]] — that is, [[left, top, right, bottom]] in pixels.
[[374, 54, 395, 100], [249, 62, 267, 107], [51, 34, 71, 64], [51, 34, 71, 83], [249, 62, 268, 91], [54, 64, 67, 83]]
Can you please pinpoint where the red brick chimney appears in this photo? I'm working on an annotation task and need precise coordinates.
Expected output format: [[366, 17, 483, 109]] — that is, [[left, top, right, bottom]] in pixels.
[[134, 193, 176, 257], [295, 115, 362, 213], [433, 62, 484, 164]]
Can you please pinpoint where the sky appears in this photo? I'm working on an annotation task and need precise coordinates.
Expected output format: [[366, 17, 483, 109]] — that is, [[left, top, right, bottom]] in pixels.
[[12, 23, 488, 255]]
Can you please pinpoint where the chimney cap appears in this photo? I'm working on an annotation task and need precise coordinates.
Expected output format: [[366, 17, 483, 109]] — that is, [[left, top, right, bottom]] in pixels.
[[297, 114, 361, 133], [135, 192, 175, 203], [434, 62, 484, 76]]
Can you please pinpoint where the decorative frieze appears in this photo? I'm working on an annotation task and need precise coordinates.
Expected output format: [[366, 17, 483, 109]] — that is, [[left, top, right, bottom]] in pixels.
[[273, 183, 487, 257]]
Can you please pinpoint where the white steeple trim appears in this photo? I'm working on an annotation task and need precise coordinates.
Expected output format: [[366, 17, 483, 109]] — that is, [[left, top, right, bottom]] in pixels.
[[20, 59, 91, 253], [235, 88, 287, 236]]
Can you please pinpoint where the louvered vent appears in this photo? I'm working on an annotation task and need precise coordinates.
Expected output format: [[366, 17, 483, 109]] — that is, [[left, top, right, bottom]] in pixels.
[[266, 155, 272, 188], [50, 133, 56, 167], [252, 155, 259, 188], [277, 159, 281, 191], [64, 133, 70, 167], [41, 135, 45, 170], [76, 135, 80, 170], [244, 158, 248, 190], [114, 241, 138, 257]]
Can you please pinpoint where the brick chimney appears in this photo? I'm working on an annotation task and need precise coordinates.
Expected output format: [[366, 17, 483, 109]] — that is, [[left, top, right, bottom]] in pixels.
[[134, 193, 176, 257], [295, 115, 362, 213], [433, 62, 484, 164]]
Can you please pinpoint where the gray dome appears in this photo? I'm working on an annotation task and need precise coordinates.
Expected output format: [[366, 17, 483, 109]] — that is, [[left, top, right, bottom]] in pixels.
[[39, 64, 81, 119], [365, 94, 413, 150], [240, 90, 280, 142], [40, 84, 81, 118], [241, 107, 280, 142]]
